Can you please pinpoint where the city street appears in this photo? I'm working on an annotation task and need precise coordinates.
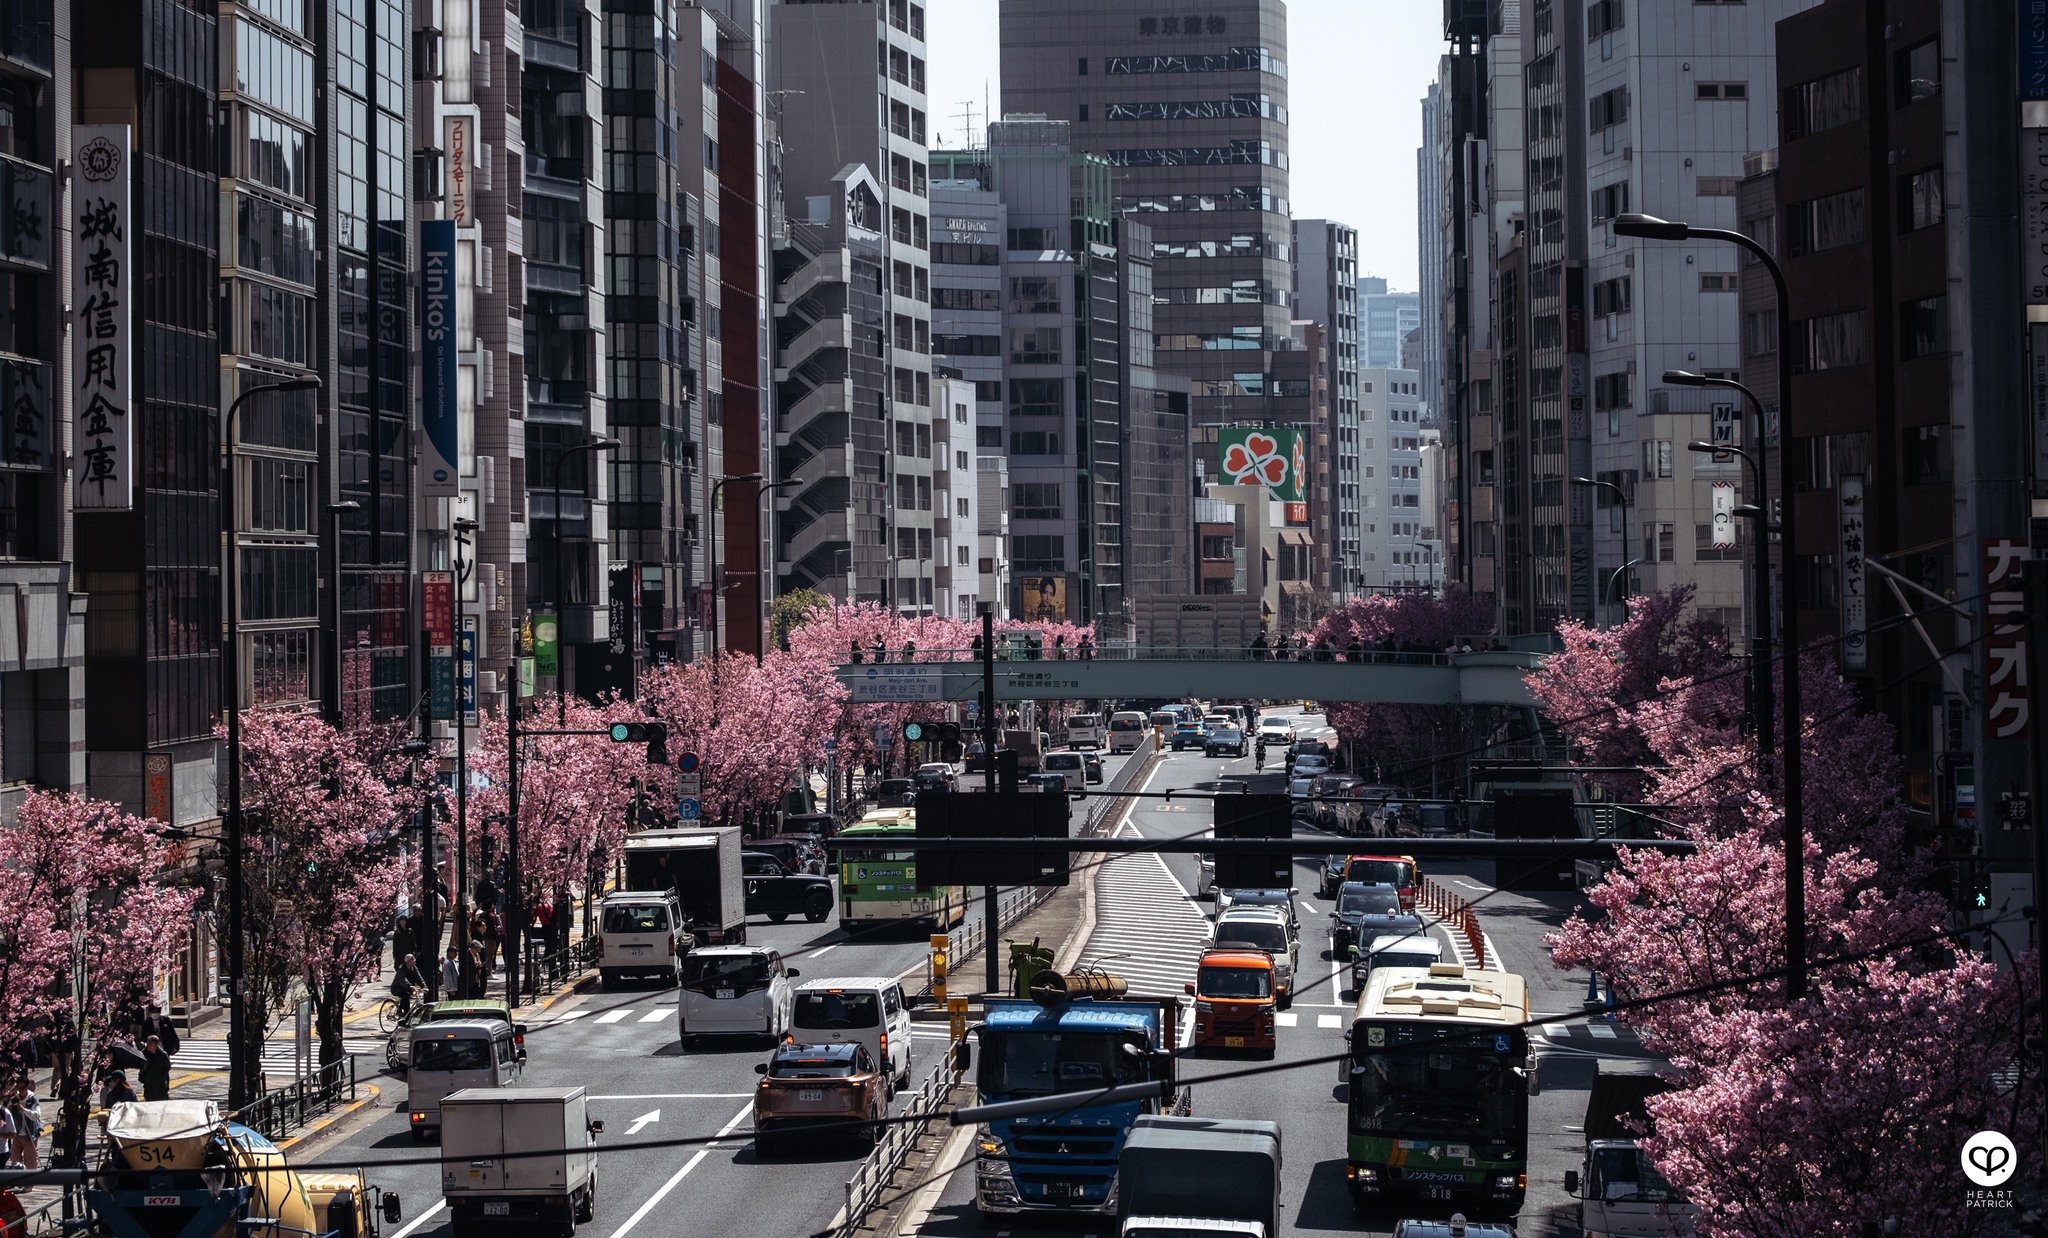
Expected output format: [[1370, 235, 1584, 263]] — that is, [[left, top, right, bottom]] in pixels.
[[910, 708, 1667, 1238]]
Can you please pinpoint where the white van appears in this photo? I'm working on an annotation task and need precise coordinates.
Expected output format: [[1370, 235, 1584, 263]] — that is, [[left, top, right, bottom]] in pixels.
[[1362, 933, 1446, 977], [1108, 711, 1148, 753], [677, 946, 798, 1044], [1064, 713, 1106, 749], [408, 1019, 524, 1140], [1041, 750, 1086, 791], [792, 977, 915, 1093], [595, 891, 687, 988]]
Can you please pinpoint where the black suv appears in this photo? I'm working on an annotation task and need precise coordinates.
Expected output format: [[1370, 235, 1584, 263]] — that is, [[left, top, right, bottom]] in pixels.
[[741, 850, 835, 923], [872, 778, 917, 807]]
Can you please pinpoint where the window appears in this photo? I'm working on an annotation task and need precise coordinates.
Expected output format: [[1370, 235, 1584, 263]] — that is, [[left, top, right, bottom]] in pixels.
[[1007, 227, 1055, 251], [1104, 47, 1287, 76], [930, 242, 999, 266], [1899, 296, 1948, 360], [1010, 430, 1062, 456], [1800, 554, 1839, 608], [1008, 378, 1062, 418], [933, 287, 997, 311], [1589, 86, 1629, 131], [1592, 276, 1631, 316], [1014, 534, 1065, 571], [1696, 176, 1742, 197], [934, 334, 1000, 357], [1903, 426, 1948, 486], [1785, 66, 1862, 140], [1746, 308, 1778, 357], [1699, 273, 1737, 292], [1594, 371, 1632, 412], [1077, 57, 1087, 75], [1896, 38, 1940, 106], [1590, 180, 1630, 223], [1695, 82, 1747, 99], [1794, 309, 1869, 374], [1643, 521, 1675, 564], [1641, 440, 1673, 479], [1012, 483, 1063, 520], [1742, 214, 1776, 263], [1787, 188, 1866, 256], [1899, 166, 1943, 232], [1586, 0, 1624, 37], [1010, 277, 1060, 312]]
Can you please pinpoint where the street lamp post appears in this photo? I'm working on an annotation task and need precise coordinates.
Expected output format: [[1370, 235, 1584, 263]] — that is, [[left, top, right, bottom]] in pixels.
[[222, 373, 322, 1110], [551, 437, 620, 723], [708, 472, 764, 659], [1571, 476, 1633, 627], [756, 479, 801, 664], [1686, 389, 1775, 771], [1616, 210, 1804, 999], [451, 516, 480, 983]]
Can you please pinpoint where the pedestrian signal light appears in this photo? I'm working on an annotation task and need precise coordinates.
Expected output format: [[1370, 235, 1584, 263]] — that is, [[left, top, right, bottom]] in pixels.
[[903, 721, 930, 742], [609, 721, 669, 765]]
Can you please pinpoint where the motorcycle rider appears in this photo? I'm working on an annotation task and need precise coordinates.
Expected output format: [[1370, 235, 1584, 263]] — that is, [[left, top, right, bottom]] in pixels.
[[1254, 735, 1267, 771]]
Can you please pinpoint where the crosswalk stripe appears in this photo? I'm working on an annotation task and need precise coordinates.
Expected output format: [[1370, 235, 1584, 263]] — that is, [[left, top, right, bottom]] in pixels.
[[1275, 1013, 1298, 1028], [551, 1010, 587, 1023], [1317, 1014, 1342, 1029], [168, 1039, 380, 1072], [638, 1008, 669, 1023], [595, 1009, 632, 1024], [1077, 822, 1210, 998]]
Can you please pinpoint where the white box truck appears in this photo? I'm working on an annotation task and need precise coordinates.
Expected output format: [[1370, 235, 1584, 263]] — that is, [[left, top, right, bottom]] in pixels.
[[440, 1086, 603, 1238]]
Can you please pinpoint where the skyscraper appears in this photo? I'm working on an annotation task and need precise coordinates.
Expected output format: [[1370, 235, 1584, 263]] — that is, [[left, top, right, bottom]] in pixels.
[[1293, 220, 1361, 594], [1359, 284, 1420, 370]]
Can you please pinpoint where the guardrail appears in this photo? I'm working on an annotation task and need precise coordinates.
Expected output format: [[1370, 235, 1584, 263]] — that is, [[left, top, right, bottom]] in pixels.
[[520, 938, 595, 996], [835, 1058, 961, 1237], [230, 1055, 357, 1141]]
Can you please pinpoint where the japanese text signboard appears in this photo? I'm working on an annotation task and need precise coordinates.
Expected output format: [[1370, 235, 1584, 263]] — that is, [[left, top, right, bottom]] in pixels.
[[71, 125, 132, 510], [1838, 476, 1866, 671], [1985, 539, 2030, 739]]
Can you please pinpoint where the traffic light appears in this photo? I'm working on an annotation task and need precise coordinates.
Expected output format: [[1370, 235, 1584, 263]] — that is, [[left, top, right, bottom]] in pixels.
[[609, 720, 669, 765], [903, 720, 931, 743], [937, 722, 964, 763]]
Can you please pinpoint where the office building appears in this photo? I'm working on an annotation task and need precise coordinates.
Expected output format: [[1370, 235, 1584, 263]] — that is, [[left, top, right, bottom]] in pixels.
[[1358, 277, 1420, 370], [772, 0, 935, 620], [0, 1, 86, 809], [1415, 81, 1444, 415], [999, 0, 1295, 436], [1360, 367, 1429, 591], [932, 374, 978, 620], [1425, 7, 1489, 607], [1294, 220, 1363, 596]]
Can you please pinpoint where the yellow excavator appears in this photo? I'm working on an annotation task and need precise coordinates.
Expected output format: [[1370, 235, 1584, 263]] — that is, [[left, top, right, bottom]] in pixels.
[[87, 1101, 401, 1238]]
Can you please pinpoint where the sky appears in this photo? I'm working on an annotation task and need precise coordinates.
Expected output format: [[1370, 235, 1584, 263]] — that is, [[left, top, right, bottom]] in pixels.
[[925, 0, 1452, 293]]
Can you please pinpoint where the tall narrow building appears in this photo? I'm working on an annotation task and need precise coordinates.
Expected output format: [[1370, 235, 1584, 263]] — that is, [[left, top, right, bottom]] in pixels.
[[1293, 220, 1361, 596], [772, 0, 934, 619]]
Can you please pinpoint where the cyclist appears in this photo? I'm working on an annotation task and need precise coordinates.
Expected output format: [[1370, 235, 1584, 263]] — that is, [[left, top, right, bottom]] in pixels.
[[391, 952, 427, 1020], [1254, 736, 1267, 771]]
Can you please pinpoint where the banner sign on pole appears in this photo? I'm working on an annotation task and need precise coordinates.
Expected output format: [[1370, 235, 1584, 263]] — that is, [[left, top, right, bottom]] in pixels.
[[459, 616, 479, 726], [71, 125, 133, 510], [424, 571, 454, 647], [1985, 538, 2031, 738], [421, 220, 459, 495], [1711, 482, 1737, 548], [1838, 476, 1867, 671]]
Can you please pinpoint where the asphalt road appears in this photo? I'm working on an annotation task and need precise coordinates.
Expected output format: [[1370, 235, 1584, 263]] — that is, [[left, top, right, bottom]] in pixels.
[[306, 747, 1146, 1238], [912, 708, 1669, 1238]]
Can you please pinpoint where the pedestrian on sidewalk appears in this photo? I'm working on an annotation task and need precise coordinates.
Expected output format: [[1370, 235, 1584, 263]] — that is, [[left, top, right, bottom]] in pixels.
[[7, 1074, 40, 1170], [47, 1016, 78, 1089], [137, 1038, 171, 1102], [100, 1070, 135, 1108], [391, 913, 416, 972], [466, 941, 488, 998], [440, 946, 461, 999], [141, 1005, 180, 1057]]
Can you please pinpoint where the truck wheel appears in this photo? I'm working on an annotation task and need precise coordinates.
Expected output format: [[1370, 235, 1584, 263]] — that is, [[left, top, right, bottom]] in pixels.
[[575, 1185, 594, 1224], [804, 891, 832, 923], [598, 969, 615, 989]]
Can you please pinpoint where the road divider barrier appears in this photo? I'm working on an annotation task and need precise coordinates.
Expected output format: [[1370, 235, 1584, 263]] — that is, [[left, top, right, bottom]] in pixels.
[[832, 1056, 963, 1238], [1417, 875, 1488, 971]]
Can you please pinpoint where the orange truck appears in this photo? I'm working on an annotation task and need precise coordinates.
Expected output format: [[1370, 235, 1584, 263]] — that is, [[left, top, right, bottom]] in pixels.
[[1185, 948, 1278, 1053]]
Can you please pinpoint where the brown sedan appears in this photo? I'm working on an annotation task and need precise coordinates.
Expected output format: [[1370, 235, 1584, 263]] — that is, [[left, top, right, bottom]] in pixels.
[[752, 1041, 887, 1155]]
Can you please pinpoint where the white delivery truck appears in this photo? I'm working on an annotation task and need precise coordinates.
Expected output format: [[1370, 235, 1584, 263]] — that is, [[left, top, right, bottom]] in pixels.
[[440, 1086, 603, 1238]]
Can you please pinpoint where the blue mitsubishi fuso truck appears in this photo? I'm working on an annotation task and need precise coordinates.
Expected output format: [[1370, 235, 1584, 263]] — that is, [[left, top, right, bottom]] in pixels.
[[958, 980, 1189, 1218]]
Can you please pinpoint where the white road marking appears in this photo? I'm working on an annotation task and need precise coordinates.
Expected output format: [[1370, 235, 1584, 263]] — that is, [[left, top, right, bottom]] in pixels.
[[637, 1009, 669, 1023], [1588, 1023, 1618, 1039], [551, 1010, 587, 1022], [1275, 1013, 1299, 1028], [1298, 900, 1319, 916], [805, 943, 840, 957], [386, 1201, 445, 1238], [590, 1093, 752, 1100], [595, 1009, 632, 1024], [607, 1099, 756, 1238], [1317, 1014, 1343, 1029]]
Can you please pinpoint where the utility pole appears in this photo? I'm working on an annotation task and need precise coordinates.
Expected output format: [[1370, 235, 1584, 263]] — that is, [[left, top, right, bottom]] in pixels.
[[506, 692, 525, 1013], [981, 607, 1000, 995]]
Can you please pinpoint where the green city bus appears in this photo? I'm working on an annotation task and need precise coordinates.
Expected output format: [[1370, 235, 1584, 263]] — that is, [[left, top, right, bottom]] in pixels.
[[837, 809, 968, 935], [1343, 962, 1532, 1217]]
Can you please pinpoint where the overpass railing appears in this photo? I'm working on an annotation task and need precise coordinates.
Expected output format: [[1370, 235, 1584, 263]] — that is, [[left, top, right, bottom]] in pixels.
[[840, 645, 1535, 667]]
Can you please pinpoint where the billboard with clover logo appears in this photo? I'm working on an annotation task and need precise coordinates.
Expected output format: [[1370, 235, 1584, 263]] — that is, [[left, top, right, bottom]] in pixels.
[[1219, 428, 1306, 503]]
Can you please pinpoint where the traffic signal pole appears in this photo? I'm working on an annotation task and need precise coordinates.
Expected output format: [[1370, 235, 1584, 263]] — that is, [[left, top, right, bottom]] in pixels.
[[982, 608, 999, 995]]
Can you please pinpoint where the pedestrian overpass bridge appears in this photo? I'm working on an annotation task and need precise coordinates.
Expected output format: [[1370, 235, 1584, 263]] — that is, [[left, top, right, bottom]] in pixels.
[[835, 648, 1540, 707]]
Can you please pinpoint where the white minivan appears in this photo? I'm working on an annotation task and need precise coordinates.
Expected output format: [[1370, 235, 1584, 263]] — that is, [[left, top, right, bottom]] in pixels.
[[791, 977, 915, 1093], [677, 946, 798, 1044], [1041, 750, 1086, 791], [1108, 711, 1149, 754], [407, 1019, 524, 1140], [1063, 714, 1106, 749], [595, 891, 687, 988]]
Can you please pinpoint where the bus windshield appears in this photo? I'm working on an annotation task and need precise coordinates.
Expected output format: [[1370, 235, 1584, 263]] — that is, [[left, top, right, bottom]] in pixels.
[[979, 1030, 1151, 1098], [1350, 1043, 1526, 1142]]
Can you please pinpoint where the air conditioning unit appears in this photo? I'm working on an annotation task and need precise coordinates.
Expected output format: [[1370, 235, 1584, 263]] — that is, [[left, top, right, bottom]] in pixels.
[[476, 41, 492, 88], [479, 349, 494, 400], [479, 245, 493, 293]]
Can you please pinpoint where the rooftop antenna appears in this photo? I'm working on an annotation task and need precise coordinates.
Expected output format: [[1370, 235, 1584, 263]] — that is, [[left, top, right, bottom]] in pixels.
[[954, 100, 981, 150]]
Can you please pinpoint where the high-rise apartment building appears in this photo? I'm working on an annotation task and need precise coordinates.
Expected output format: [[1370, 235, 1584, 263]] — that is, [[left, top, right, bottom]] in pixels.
[[773, 0, 935, 620], [1294, 220, 1362, 596], [999, 0, 1294, 435]]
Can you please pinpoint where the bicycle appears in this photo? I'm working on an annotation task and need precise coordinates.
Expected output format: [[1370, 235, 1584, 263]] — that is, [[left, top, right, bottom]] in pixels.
[[374, 990, 418, 1035]]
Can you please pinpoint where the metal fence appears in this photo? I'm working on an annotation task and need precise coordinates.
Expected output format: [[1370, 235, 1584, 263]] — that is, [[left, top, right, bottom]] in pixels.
[[833, 1057, 961, 1238], [519, 938, 595, 997], [230, 1055, 357, 1141]]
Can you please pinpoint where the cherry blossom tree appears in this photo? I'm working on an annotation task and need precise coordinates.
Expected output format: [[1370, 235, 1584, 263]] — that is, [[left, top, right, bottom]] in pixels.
[[234, 710, 428, 1067], [1541, 620, 2033, 1231], [1308, 589, 1496, 791], [636, 653, 844, 823], [465, 696, 651, 914]]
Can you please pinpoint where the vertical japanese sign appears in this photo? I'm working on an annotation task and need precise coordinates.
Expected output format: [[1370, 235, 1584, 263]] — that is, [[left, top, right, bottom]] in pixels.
[[2, 358, 49, 468], [608, 561, 635, 658], [71, 125, 132, 510], [1837, 477, 1866, 670], [2032, 323, 2048, 497], [2025, 130, 2048, 304], [420, 220, 459, 496], [459, 615, 479, 726], [444, 116, 473, 226], [1711, 481, 1737, 548], [424, 570, 454, 720], [1985, 539, 2031, 739], [2023, 0, 2048, 99]]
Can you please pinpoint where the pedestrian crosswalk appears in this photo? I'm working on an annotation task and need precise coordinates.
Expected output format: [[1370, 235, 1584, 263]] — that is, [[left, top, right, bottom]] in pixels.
[[169, 1038, 381, 1073], [1073, 824, 1213, 999], [1273, 1013, 1345, 1029]]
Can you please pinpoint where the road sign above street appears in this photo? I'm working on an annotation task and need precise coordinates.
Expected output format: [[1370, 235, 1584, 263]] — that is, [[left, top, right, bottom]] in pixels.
[[677, 751, 701, 774], [848, 664, 944, 703]]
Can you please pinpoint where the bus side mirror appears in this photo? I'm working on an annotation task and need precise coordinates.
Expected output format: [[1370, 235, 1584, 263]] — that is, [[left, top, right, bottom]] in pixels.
[[1563, 1170, 1580, 1196], [381, 1195, 403, 1225], [1526, 1067, 1541, 1097], [952, 1041, 972, 1072]]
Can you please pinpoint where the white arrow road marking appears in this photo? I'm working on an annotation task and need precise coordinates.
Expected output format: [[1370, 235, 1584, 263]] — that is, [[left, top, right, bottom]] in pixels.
[[625, 1109, 660, 1135], [607, 1099, 755, 1238]]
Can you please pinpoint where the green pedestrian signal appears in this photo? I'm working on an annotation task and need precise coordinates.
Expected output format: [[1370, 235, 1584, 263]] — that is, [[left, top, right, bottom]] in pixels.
[[904, 721, 927, 742], [1977, 892, 1990, 908]]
